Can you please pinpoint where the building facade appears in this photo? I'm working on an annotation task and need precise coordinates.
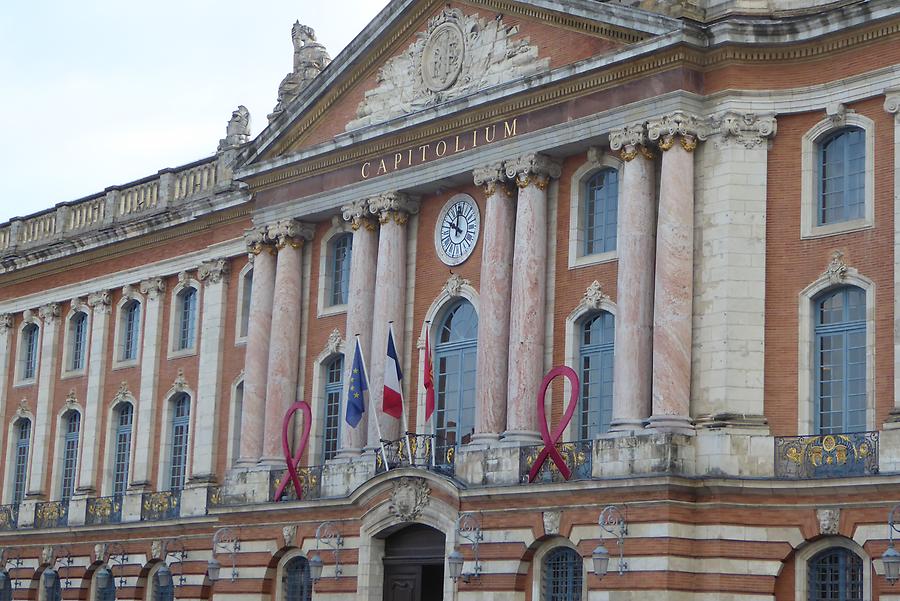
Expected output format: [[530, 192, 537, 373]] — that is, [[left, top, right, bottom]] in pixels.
[[1, 0, 899, 599]]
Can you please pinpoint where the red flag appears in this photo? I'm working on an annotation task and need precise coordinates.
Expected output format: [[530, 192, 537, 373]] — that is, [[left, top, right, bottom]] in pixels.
[[424, 328, 435, 421]]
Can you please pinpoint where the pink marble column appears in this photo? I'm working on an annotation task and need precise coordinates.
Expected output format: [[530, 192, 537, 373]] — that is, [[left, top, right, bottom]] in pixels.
[[338, 199, 379, 456], [503, 154, 561, 443], [237, 227, 276, 466], [261, 219, 314, 464], [646, 113, 705, 435], [472, 163, 516, 443], [608, 124, 656, 433], [367, 192, 418, 446]]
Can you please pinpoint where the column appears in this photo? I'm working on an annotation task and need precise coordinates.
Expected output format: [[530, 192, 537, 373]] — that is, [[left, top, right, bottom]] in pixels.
[[646, 112, 706, 434], [338, 199, 379, 456], [608, 124, 656, 432], [503, 154, 561, 442], [0, 315, 11, 463], [237, 227, 276, 465], [471, 163, 516, 443], [130, 278, 166, 489], [367, 192, 418, 446], [75, 290, 111, 494], [190, 258, 230, 480], [261, 219, 314, 464], [27, 303, 61, 497], [885, 91, 900, 423]]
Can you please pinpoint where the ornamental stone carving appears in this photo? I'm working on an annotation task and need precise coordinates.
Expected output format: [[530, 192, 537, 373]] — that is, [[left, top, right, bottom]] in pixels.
[[173, 369, 189, 393], [369, 192, 419, 225], [87, 290, 112, 314], [151, 540, 163, 560], [283, 525, 298, 547], [244, 226, 272, 256], [218, 105, 251, 152], [0, 314, 12, 330], [822, 250, 848, 284], [199, 258, 230, 284], [38, 302, 60, 323], [542, 510, 561, 536], [473, 162, 509, 196], [389, 477, 431, 522], [268, 22, 331, 123], [341, 198, 377, 231], [442, 273, 470, 298], [121, 284, 136, 300], [347, 8, 548, 131], [268, 219, 315, 250], [581, 280, 610, 311], [715, 112, 777, 149], [609, 122, 653, 161], [817, 508, 840, 535], [41, 545, 55, 566], [884, 89, 900, 119], [93, 543, 108, 563], [112, 382, 132, 404], [504, 153, 562, 189], [16, 399, 30, 419], [139, 277, 166, 300], [177, 271, 191, 285], [325, 329, 343, 356], [647, 111, 710, 152], [65, 390, 78, 411]]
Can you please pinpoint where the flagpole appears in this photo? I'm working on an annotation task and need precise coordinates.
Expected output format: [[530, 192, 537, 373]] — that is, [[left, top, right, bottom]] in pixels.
[[388, 321, 413, 465], [356, 334, 390, 471]]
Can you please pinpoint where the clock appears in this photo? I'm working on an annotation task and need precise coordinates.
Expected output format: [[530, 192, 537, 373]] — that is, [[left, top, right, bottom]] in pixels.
[[435, 194, 480, 266]]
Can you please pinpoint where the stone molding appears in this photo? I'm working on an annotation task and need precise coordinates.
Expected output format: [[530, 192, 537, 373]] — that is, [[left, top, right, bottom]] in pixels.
[[0, 313, 12, 330], [268, 219, 315, 250], [198, 258, 230, 284], [885, 89, 900, 119], [715, 112, 777, 149], [341, 198, 377, 231], [473, 162, 511, 197], [368, 192, 419, 225], [139, 277, 166, 301], [38, 302, 60, 324], [647, 111, 710, 152], [505, 153, 562, 190]]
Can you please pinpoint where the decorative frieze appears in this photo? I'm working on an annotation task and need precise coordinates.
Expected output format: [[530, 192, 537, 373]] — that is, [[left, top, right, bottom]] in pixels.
[[647, 111, 710, 152], [368, 192, 419, 225], [716, 112, 777, 149], [268, 219, 314, 250], [504, 153, 562, 190], [87, 290, 112, 314], [198, 258, 230, 284], [341, 198, 377, 231], [139, 277, 166, 300], [38, 303, 60, 323], [473, 162, 510, 197]]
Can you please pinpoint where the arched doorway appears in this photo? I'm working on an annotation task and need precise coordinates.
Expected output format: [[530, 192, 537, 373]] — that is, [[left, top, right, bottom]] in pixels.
[[381, 524, 445, 601]]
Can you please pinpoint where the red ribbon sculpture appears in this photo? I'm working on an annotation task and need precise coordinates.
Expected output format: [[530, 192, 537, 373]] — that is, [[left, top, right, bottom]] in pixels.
[[274, 400, 312, 502], [527, 366, 580, 483]]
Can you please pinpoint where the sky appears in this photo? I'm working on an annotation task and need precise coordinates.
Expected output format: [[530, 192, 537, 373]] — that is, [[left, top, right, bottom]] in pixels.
[[0, 0, 390, 224]]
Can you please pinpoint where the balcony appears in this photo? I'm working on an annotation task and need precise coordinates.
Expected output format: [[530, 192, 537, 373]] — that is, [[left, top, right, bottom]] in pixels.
[[141, 491, 181, 521], [775, 431, 879, 479], [268, 466, 324, 502], [374, 434, 457, 477], [34, 501, 68, 529], [519, 440, 593, 484], [85, 496, 123, 525], [0, 505, 18, 531]]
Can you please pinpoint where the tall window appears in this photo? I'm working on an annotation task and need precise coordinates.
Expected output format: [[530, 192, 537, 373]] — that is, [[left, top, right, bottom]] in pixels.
[[43, 571, 61, 601], [434, 300, 478, 452], [808, 547, 863, 601], [322, 356, 343, 462], [329, 234, 352, 306], [22, 323, 39, 380], [815, 287, 866, 434], [283, 556, 312, 601], [96, 570, 115, 601], [543, 547, 583, 601], [169, 394, 190, 491], [578, 312, 615, 438], [113, 403, 133, 497], [60, 411, 81, 502], [153, 568, 174, 601], [819, 127, 865, 225], [13, 419, 30, 504], [239, 269, 253, 338], [176, 287, 198, 351], [231, 382, 244, 467], [582, 169, 618, 256], [70, 312, 88, 371], [0, 569, 10, 601], [121, 301, 140, 361]]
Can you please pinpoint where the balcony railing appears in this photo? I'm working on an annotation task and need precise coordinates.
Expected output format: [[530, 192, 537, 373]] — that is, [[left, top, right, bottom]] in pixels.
[[519, 440, 593, 484], [141, 491, 181, 521], [0, 504, 18, 530], [374, 434, 457, 476], [85, 495, 123, 525], [775, 431, 879, 479], [269, 466, 324, 502], [34, 501, 69, 529]]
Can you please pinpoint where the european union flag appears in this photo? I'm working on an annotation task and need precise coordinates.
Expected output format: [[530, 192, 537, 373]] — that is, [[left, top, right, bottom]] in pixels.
[[346, 338, 368, 427]]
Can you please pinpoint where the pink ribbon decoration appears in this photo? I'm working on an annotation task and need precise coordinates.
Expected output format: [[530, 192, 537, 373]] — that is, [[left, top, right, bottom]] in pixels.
[[527, 366, 580, 483], [274, 400, 312, 502]]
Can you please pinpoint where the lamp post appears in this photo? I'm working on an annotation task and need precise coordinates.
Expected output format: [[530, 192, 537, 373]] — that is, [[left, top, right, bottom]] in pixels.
[[592, 505, 627, 580], [209, 527, 241, 583], [449, 512, 483, 584], [159, 539, 188, 588], [107, 543, 128, 588], [310, 522, 344, 585], [883, 504, 900, 585]]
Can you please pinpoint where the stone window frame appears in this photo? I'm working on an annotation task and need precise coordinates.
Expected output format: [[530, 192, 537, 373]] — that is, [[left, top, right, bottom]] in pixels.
[[225, 372, 244, 468], [273, 549, 313, 601], [156, 386, 195, 493], [316, 217, 353, 319], [309, 338, 345, 466], [14, 315, 41, 386], [2, 412, 33, 505], [794, 537, 871, 601], [50, 405, 82, 502], [531, 537, 588, 601], [112, 291, 144, 369], [100, 394, 137, 497], [60, 302, 91, 379], [234, 262, 253, 346], [800, 113, 875, 239], [567, 153, 622, 270], [166, 277, 202, 360]]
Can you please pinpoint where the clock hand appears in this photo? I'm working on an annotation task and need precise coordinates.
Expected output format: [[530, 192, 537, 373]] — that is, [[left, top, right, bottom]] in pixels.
[[450, 220, 463, 234]]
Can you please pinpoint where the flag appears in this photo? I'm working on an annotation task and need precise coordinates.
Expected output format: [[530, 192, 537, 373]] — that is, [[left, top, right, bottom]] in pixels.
[[345, 338, 368, 427], [424, 327, 435, 421], [383, 326, 404, 419]]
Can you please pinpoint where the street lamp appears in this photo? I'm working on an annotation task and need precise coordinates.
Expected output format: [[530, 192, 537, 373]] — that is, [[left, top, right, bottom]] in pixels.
[[449, 513, 483, 583], [209, 527, 240, 582], [592, 505, 627, 580], [447, 549, 464, 580], [310, 521, 343, 584], [883, 504, 900, 585], [308, 553, 324, 582], [107, 543, 128, 589], [159, 539, 188, 587], [95, 567, 112, 590]]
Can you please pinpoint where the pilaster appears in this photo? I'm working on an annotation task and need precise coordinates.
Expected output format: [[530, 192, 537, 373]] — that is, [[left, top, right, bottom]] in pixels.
[[0, 315, 11, 471], [885, 90, 900, 426], [75, 290, 111, 494], [27, 303, 60, 498], [130, 278, 165, 490]]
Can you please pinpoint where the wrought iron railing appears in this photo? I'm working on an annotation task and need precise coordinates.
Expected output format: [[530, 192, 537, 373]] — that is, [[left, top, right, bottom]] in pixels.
[[34, 500, 69, 529], [85, 496, 123, 525], [141, 491, 181, 521], [374, 434, 457, 476], [0, 504, 18, 530], [269, 465, 324, 502], [519, 440, 593, 484], [775, 431, 878, 479]]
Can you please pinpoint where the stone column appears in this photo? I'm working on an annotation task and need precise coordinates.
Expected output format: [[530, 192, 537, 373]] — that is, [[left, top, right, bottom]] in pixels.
[[190, 258, 230, 481], [27, 303, 60, 497], [338, 199, 379, 456], [367, 192, 418, 445], [0, 315, 11, 463], [471, 164, 516, 443], [503, 154, 561, 442], [237, 227, 276, 465], [75, 291, 111, 494], [885, 91, 900, 424], [130, 278, 166, 489], [645, 112, 706, 435], [261, 219, 314, 464], [608, 125, 657, 432]]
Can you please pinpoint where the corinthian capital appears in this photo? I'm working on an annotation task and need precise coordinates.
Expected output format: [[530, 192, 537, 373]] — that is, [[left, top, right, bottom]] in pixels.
[[504, 153, 562, 190], [139, 277, 166, 300], [38, 303, 60, 323], [647, 111, 710, 152], [87, 290, 112, 314], [0, 314, 12, 331], [341, 198, 377, 231], [717, 112, 777, 149], [268, 219, 314, 250], [609, 122, 653, 161], [368, 192, 419, 225], [198, 258, 231, 284], [473, 162, 510, 197], [244, 226, 272, 256]]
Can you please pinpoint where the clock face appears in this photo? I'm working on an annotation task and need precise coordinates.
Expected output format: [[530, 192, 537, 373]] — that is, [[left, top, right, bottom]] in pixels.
[[435, 194, 480, 266]]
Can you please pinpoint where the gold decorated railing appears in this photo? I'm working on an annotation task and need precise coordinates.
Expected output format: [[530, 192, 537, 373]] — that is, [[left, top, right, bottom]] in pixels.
[[85, 495, 123, 525], [0, 504, 18, 530], [374, 434, 456, 476], [519, 440, 593, 484], [141, 490, 181, 521], [34, 500, 69, 529], [775, 431, 878, 479], [269, 465, 323, 502]]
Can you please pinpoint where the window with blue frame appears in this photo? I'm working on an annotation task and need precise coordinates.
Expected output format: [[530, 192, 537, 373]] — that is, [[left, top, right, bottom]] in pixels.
[[543, 546, 582, 601], [121, 301, 141, 361], [322, 356, 343, 462], [582, 168, 618, 256], [0, 572, 10, 601], [153, 568, 174, 601], [70, 312, 87, 371], [96, 571, 115, 601], [22, 323, 39, 380], [44, 571, 61, 601], [434, 300, 478, 453], [240, 269, 253, 338], [113, 403, 133, 497], [808, 547, 863, 601], [329, 234, 352, 306], [819, 127, 865, 225], [176, 287, 197, 351], [169, 394, 191, 492], [578, 312, 615, 438], [13, 419, 30, 504], [815, 287, 866, 434], [283, 556, 312, 601], [60, 411, 81, 502]]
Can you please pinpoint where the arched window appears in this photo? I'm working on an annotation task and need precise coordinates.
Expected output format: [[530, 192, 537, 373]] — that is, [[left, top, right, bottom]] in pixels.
[[121, 301, 141, 361], [13, 419, 31, 504], [578, 312, 615, 438], [328, 234, 352, 307], [176, 287, 198, 351], [282, 556, 312, 601], [543, 547, 583, 601], [808, 547, 863, 601], [95, 569, 115, 601], [322, 356, 343, 462], [815, 287, 866, 434], [70, 312, 88, 371], [0, 570, 11, 601], [169, 394, 190, 491], [152, 568, 174, 601], [60, 411, 81, 501], [42, 570, 61, 601], [582, 168, 618, 256], [819, 127, 865, 225], [113, 403, 133, 497], [434, 300, 478, 452], [21, 323, 39, 380]]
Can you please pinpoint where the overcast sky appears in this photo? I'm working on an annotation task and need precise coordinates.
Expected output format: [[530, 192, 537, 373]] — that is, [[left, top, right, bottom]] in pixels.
[[0, 0, 390, 224]]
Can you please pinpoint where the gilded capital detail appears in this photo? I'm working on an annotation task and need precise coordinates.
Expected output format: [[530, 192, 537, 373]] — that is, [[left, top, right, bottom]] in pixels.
[[609, 122, 653, 162], [87, 290, 112, 314], [473, 162, 510, 197], [268, 219, 314, 250], [504, 153, 562, 190], [368, 191, 419, 225], [647, 112, 709, 153], [341, 198, 377, 231], [198, 258, 231, 284], [244, 226, 272, 256], [139, 277, 166, 300]]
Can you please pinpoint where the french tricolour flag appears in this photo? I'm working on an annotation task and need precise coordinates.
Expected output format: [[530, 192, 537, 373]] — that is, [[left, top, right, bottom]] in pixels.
[[383, 325, 404, 419]]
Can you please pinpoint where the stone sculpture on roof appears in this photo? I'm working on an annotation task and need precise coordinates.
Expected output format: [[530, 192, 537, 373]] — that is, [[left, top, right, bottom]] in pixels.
[[218, 105, 251, 151], [268, 21, 332, 123]]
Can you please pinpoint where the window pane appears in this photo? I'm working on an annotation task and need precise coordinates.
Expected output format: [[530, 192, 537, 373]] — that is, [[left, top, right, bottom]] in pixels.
[[583, 169, 618, 256], [114, 404, 133, 496], [579, 313, 615, 438], [13, 420, 30, 504], [543, 547, 583, 601], [435, 301, 478, 453], [322, 356, 343, 461], [61, 412, 80, 501], [330, 235, 353, 306], [169, 395, 190, 491], [819, 128, 866, 226], [283, 557, 312, 601]]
